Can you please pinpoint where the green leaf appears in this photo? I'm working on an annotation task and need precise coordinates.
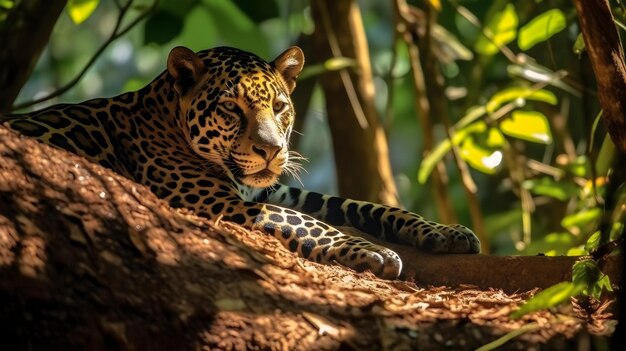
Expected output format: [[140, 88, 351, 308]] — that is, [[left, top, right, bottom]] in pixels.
[[300, 57, 357, 80], [144, 10, 185, 45], [486, 128, 505, 148], [486, 87, 557, 114], [522, 177, 579, 201], [418, 122, 485, 183], [565, 155, 589, 178], [523, 232, 575, 256], [518, 9, 566, 50], [201, 0, 270, 57], [566, 246, 587, 256], [573, 33, 585, 55], [173, 5, 218, 50], [475, 3, 518, 56], [513, 259, 613, 318], [67, 0, 100, 25], [585, 231, 601, 251], [232, 0, 278, 23], [572, 260, 598, 287], [572, 259, 613, 299], [510, 281, 583, 319], [475, 323, 539, 351], [0, 0, 14, 10], [460, 136, 502, 174], [500, 110, 552, 144], [561, 208, 601, 230], [595, 275, 614, 295]]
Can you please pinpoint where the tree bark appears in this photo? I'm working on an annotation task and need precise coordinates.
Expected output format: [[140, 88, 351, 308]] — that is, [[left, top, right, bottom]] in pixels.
[[0, 126, 617, 350], [310, 0, 399, 206], [573, 2, 626, 349], [574, 0, 626, 153], [0, 0, 67, 113]]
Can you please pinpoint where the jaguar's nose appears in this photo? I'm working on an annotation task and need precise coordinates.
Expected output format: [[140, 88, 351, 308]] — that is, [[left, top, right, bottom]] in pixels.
[[252, 144, 281, 161], [250, 112, 283, 161]]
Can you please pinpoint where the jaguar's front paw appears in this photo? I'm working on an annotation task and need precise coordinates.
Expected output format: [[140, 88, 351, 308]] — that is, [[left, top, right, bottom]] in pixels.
[[418, 222, 481, 254], [333, 243, 403, 279]]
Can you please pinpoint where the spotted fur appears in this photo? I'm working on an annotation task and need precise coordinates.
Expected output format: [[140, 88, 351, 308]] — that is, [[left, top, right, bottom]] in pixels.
[[1, 46, 480, 279]]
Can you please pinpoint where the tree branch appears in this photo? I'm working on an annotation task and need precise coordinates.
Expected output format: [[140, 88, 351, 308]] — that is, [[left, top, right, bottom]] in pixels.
[[10, 0, 158, 112], [0, 0, 67, 113]]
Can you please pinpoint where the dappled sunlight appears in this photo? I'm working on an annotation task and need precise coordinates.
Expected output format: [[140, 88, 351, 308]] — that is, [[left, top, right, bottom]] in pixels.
[[0, 215, 18, 267], [15, 216, 48, 278]]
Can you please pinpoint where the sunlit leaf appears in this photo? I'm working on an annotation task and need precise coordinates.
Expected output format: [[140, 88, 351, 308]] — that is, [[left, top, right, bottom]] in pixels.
[[500, 110, 552, 144], [486, 87, 557, 113], [584, 231, 601, 251], [486, 128, 505, 148], [573, 33, 585, 55], [460, 136, 502, 174], [518, 9, 566, 50], [561, 208, 601, 230], [522, 177, 579, 201], [510, 281, 583, 319], [0, 0, 14, 9], [611, 222, 624, 241], [475, 3, 518, 56], [300, 57, 356, 80], [523, 232, 575, 256], [475, 323, 539, 351], [566, 246, 587, 256], [67, 0, 100, 25], [426, 0, 441, 11], [565, 155, 589, 178], [595, 133, 616, 177], [418, 122, 485, 183]]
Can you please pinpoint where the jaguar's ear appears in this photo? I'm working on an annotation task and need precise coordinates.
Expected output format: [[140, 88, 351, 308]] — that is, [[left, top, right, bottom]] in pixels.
[[167, 46, 206, 96], [272, 46, 305, 94]]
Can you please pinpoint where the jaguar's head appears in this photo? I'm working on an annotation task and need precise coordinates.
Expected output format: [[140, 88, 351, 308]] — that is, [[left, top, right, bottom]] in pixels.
[[166, 46, 304, 188]]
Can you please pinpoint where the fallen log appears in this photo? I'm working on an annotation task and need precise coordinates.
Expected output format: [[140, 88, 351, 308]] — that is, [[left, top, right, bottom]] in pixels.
[[0, 127, 616, 350]]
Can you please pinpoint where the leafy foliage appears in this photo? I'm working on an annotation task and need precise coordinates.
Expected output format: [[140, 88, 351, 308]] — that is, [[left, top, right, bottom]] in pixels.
[[474, 3, 518, 55], [67, 0, 100, 25], [518, 9, 566, 50], [511, 259, 613, 319]]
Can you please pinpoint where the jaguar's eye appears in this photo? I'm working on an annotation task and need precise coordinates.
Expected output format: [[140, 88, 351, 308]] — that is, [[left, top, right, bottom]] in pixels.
[[273, 101, 286, 113], [223, 101, 237, 111]]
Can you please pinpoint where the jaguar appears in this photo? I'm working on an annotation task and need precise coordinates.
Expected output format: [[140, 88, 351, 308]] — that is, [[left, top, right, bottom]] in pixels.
[[1, 46, 480, 279]]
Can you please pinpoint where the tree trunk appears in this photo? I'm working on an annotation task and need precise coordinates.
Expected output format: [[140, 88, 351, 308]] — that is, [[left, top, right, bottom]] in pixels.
[[0, 126, 618, 350], [310, 0, 399, 206], [0, 0, 67, 113], [573, 2, 626, 348]]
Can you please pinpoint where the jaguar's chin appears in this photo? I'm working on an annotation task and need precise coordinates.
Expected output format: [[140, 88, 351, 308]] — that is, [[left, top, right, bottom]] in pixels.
[[241, 168, 280, 188]]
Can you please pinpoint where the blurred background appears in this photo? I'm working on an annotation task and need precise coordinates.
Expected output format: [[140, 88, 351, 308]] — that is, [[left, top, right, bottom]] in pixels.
[[4, 0, 622, 256]]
